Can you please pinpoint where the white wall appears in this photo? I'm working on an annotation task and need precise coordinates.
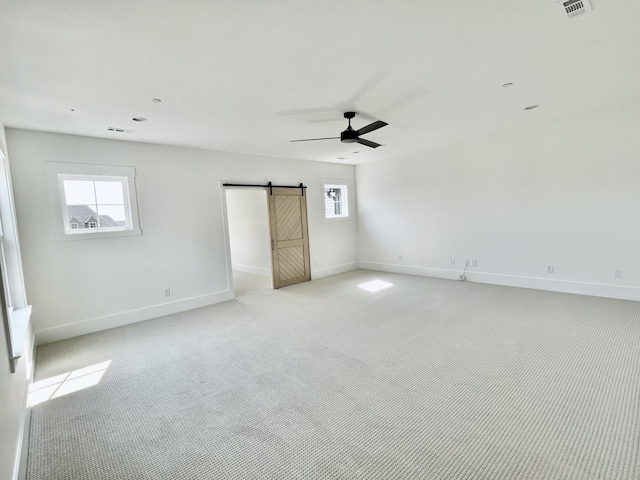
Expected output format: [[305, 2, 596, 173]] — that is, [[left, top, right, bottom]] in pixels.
[[0, 326, 32, 480], [0, 124, 33, 480], [7, 129, 358, 344], [357, 105, 640, 301], [226, 189, 272, 277]]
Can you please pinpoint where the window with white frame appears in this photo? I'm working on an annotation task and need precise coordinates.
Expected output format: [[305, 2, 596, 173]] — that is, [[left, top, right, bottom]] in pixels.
[[59, 175, 132, 234], [49, 163, 141, 240], [324, 184, 349, 219]]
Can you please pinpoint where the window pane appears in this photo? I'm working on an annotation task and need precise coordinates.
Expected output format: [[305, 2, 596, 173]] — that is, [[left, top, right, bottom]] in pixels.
[[324, 184, 348, 219], [96, 205, 126, 227], [63, 180, 96, 205], [95, 181, 124, 205]]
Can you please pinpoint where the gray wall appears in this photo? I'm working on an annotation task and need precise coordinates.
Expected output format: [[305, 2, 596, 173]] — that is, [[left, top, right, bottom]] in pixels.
[[357, 104, 640, 300], [8, 129, 358, 344]]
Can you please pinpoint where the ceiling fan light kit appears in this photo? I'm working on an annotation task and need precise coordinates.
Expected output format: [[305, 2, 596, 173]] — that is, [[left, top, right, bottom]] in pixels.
[[290, 111, 388, 149]]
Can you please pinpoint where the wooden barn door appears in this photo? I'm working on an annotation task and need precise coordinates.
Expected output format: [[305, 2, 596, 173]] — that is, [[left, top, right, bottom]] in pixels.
[[268, 187, 311, 289]]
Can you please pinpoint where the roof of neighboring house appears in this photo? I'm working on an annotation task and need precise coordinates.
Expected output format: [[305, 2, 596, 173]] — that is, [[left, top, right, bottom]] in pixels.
[[67, 205, 123, 227]]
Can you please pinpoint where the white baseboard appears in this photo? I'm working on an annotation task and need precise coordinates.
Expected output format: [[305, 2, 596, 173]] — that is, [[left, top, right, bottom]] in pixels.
[[35, 289, 235, 345], [16, 405, 30, 480], [312, 262, 359, 279], [358, 261, 640, 302], [232, 264, 271, 277], [358, 262, 458, 281], [14, 327, 35, 480]]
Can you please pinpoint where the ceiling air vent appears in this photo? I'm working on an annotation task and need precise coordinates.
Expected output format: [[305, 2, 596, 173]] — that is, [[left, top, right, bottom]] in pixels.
[[107, 127, 134, 133], [561, 0, 590, 18]]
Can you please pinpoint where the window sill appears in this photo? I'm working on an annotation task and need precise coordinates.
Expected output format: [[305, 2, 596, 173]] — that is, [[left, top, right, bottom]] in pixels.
[[54, 227, 142, 241], [9, 305, 32, 360], [323, 216, 350, 222]]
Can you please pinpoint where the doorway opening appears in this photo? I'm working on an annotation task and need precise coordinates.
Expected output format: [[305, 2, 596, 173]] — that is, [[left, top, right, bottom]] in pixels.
[[225, 188, 273, 296], [223, 182, 312, 295]]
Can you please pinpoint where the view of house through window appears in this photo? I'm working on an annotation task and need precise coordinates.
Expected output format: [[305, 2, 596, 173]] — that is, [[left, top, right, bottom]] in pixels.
[[324, 184, 349, 219], [59, 176, 131, 234]]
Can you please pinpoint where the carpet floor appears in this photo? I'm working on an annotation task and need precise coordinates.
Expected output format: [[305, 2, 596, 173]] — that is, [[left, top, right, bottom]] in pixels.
[[27, 270, 640, 479]]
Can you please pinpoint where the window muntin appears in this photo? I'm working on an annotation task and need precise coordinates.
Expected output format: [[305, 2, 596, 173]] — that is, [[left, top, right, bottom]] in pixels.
[[324, 184, 349, 219], [58, 175, 133, 235]]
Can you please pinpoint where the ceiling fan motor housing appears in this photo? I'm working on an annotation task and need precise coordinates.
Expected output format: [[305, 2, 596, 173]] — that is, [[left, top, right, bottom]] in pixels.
[[341, 127, 359, 143]]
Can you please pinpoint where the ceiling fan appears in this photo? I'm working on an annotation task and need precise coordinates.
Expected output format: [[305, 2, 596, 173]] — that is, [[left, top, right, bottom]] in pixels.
[[290, 111, 388, 148]]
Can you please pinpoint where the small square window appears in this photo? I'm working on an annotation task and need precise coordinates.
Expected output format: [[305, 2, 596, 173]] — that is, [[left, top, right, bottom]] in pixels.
[[324, 184, 349, 219], [59, 175, 132, 234], [48, 162, 142, 240]]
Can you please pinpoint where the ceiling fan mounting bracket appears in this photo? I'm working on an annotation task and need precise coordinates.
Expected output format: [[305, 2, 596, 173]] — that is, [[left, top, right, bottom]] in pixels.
[[344, 111, 356, 119]]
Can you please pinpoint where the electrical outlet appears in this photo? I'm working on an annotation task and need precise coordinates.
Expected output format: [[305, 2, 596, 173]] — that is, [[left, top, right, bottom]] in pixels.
[[465, 260, 471, 267], [163, 287, 171, 297], [615, 270, 623, 279], [398, 255, 403, 261], [450, 258, 456, 265], [471, 260, 477, 267], [546, 265, 554, 274]]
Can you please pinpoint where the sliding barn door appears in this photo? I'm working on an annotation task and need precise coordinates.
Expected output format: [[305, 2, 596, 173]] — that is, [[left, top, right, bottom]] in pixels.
[[268, 187, 311, 289]]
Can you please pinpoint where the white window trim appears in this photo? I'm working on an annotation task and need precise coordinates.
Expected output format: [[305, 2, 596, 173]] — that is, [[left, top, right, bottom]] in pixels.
[[58, 173, 132, 234], [1, 147, 31, 373], [321, 179, 351, 222], [47, 162, 142, 241]]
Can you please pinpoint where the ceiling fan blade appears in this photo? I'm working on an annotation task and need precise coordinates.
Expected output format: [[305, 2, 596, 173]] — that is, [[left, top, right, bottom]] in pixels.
[[289, 137, 340, 143], [356, 138, 382, 148], [357, 120, 388, 135]]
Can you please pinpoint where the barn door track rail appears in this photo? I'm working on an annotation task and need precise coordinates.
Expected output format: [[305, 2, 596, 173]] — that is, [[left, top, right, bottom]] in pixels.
[[222, 181, 306, 196]]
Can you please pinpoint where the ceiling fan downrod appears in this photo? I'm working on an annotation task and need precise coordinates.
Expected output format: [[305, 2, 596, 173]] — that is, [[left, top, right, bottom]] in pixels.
[[341, 111, 359, 143]]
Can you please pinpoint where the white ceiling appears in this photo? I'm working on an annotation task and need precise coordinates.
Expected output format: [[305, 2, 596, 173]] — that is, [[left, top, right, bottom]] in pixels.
[[1, 0, 639, 165]]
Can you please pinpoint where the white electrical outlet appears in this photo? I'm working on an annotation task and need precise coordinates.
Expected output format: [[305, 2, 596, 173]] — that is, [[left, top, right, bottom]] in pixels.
[[450, 258, 456, 265], [399, 255, 403, 261], [471, 260, 477, 267], [163, 287, 171, 297], [465, 260, 471, 267], [546, 265, 554, 274], [615, 270, 623, 279]]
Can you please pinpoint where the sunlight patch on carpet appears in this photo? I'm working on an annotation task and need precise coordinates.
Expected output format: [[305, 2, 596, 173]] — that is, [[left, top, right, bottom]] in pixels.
[[28, 360, 112, 406], [358, 279, 393, 292]]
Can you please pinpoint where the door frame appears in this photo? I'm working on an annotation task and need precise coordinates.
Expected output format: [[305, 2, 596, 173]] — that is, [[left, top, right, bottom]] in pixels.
[[220, 183, 271, 295], [220, 181, 312, 294]]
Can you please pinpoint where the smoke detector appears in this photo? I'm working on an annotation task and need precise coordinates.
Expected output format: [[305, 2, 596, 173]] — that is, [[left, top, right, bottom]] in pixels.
[[559, 0, 591, 18]]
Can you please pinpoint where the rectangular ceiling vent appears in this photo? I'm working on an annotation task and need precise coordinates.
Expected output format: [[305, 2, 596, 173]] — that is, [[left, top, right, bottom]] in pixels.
[[561, 0, 591, 18], [107, 127, 133, 133]]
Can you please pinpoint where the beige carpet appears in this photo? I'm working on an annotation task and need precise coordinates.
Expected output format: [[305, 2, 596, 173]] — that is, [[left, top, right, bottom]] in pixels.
[[232, 270, 272, 296], [27, 270, 640, 479]]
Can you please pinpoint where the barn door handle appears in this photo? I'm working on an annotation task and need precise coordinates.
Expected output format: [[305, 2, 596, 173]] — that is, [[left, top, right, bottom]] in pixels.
[[271, 240, 275, 251]]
